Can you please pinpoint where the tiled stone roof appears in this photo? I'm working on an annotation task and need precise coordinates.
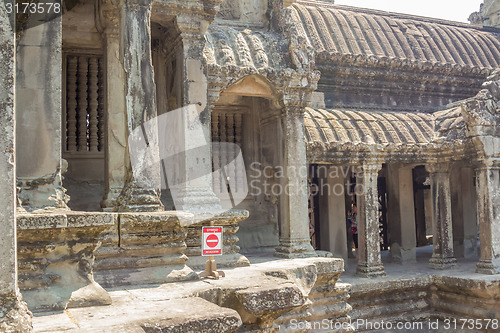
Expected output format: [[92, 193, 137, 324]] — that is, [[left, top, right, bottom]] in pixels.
[[292, 1, 500, 69], [304, 107, 465, 151]]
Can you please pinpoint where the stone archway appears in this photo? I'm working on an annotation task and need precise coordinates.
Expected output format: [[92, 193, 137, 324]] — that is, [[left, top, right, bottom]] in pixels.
[[211, 75, 282, 253]]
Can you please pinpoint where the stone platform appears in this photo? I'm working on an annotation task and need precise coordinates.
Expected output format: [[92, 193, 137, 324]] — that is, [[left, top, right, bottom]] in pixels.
[[32, 257, 351, 333], [342, 246, 500, 332]]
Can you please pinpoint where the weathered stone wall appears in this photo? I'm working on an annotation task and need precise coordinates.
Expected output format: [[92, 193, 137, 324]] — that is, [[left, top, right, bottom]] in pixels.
[[349, 275, 500, 332], [94, 212, 198, 287], [17, 213, 114, 311]]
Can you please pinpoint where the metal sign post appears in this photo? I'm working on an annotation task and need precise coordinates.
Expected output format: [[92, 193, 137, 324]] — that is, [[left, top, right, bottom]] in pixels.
[[199, 222, 225, 279]]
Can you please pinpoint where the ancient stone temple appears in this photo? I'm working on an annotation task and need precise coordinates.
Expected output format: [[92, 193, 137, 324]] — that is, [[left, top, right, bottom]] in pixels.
[[1, 0, 500, 332]]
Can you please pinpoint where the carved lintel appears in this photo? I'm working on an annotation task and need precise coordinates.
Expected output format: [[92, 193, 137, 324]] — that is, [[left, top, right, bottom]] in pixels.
[[425, 162, 451, 175]]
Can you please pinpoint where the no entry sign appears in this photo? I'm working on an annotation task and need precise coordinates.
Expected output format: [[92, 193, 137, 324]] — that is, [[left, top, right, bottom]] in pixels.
[[202, 227, 223, 256]]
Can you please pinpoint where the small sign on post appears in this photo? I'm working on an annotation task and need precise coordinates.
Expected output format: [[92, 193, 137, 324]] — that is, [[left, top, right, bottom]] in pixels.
[[199, 226, 225, 279], [202, 227, 223, 256]]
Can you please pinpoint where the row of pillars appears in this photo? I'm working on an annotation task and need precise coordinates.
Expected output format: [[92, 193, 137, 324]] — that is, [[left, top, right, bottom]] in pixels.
[[11, 0, 316, 259], [318, 162, 500, 277]]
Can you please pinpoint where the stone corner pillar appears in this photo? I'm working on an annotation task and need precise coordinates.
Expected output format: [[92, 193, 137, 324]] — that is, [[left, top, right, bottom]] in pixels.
[[274, 107, 316, 258], [356, 162, 386, 277], [475, 161, 500, 274], [426, 163, 457, 269], [0, 8, 33, 331], [115, 0, 163, 212], [15, 2, 68, 212]]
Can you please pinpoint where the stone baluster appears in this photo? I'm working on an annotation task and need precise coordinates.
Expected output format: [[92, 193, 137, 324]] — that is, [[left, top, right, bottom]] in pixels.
[[475, 162, 500, 274], [275, 107, 316, 258], [66, 56, 78, 152], [98, 58, 105, 151], [88, 57, 100, 152], [0, 7, 32, 330], [356, 163, 386, 277], [234, 113, 243, 193], [77, 56, 89, 151], [426, 163, 457, 269], [226, 113, 236, 190], [220, 112, 228, 190], [212, 113, 222, 194]]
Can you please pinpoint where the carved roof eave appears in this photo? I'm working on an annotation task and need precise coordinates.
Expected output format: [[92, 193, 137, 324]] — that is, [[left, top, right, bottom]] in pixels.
[[315, 52, 494, 78], [307, 139, 477, 165]]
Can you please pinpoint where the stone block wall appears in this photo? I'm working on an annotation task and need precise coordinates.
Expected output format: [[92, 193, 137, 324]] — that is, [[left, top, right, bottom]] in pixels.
[[17, 212, 114, 311]]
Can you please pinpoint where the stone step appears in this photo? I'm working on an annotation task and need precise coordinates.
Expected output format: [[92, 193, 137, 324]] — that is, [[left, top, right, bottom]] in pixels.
[[33, 297, 242, 333]]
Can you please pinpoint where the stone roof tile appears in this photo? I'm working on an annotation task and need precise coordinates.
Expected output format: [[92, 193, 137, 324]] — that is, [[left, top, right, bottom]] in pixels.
[[304, 107, 465, 151], [293, 1, 500, 69]]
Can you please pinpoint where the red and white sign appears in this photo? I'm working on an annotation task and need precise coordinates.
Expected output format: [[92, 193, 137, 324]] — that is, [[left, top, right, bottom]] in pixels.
[[202, 227, 223, 256]]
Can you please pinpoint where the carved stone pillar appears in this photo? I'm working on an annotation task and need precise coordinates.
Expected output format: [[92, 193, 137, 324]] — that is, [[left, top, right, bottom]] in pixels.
[[15, 3, 68, 211], [0, 8, 32, 330], [168, 19, 221, 214], [356, 163, 385, 277], [275, 108, 316, 258], [475, 163, 500, 274], [426, 163, 457, 269], [116, 0, 163, 212], [100, 17, 128, 210]]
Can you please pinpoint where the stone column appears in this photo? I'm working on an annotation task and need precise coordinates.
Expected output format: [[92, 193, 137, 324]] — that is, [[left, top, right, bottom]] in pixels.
[[461, 168, 479, 258], [166, 18, 221, 214], [100, 18, 128, 210], [116, 0, 163, 212], [16, 4, 68, 211], [356, 163, 385, 277], [450, 166, 466, 258], [426, 163, 457, 269], [275, 108, 316, 258], [387, 165, 417, 264], [319, 167, 347, 261], [0, 6, 32, 330], [475, 163, 500, 274]]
